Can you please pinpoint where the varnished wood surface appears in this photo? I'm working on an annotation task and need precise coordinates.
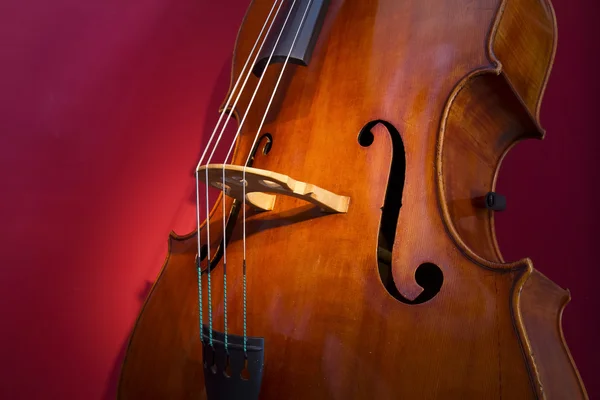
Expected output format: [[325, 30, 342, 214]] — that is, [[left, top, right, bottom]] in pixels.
[[118, 0, 588, 398], [197, 164, 351, 213], [519, 270, 588, 399]]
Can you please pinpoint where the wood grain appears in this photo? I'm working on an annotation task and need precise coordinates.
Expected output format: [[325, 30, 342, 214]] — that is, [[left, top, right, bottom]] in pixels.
[[118, 0, 588, 398]]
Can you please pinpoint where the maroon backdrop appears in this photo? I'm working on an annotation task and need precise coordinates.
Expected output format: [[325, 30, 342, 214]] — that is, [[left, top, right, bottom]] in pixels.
[[0, 1, 597, 399]]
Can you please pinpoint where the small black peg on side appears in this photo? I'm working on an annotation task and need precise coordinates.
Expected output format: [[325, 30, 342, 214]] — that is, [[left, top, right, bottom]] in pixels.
[[473, 192, 506, 212]]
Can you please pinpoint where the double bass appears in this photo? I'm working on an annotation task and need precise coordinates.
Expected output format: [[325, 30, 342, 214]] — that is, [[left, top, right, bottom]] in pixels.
[[118, 0, 589, 398]]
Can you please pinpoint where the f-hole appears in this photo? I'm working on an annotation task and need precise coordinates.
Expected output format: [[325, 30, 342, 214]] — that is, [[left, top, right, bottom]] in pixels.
[[358, 120, 443, 304], [199, 133, 273, 272]]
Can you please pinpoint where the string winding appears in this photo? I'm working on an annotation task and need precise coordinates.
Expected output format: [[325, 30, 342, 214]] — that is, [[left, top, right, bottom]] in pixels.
[[214, 0, 301, 354], [195, 0, 315, 356], [194, 0, 283, 347], [203, 0, 290, 349], [221, 0, 315, 353]]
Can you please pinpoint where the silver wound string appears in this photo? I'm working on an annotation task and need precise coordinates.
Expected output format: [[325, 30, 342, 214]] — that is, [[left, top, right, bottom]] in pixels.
[[194, 0, 282, 346], [241, 0, 315, 353], [217, 0, 302, 353], [242, 0, 316, 216], [221, 0, 302, 253], [202, 0, 287, 347], [213, 0, 299, 305]]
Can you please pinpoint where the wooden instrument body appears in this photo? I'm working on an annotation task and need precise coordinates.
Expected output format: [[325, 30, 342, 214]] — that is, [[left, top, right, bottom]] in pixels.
[[118, 0, 588, 398]]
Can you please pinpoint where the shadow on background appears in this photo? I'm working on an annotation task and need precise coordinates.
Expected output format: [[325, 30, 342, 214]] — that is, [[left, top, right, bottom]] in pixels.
[[103, 280, 153, 400], [102, 54, 233, 399]]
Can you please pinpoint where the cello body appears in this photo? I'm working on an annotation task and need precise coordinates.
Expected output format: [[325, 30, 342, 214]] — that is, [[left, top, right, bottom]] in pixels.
[[118, 0, 588, 398]]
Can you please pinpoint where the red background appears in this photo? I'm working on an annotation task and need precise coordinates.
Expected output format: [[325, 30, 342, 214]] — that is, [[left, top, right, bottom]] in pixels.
[[0, 0, 598, 399]]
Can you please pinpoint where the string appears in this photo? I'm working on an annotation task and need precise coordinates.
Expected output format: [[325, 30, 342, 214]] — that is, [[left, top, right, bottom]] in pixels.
[[221, 0, 315, 354], [243, 0, 315, 352], [204, 0, 299, 356], [202, 0, 288, 351], [194, 0, 283, 348], [221, 167, 228, 350]]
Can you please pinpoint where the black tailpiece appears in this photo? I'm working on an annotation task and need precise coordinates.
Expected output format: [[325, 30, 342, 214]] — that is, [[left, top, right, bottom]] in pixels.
[[202, 325, 265, 400]]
